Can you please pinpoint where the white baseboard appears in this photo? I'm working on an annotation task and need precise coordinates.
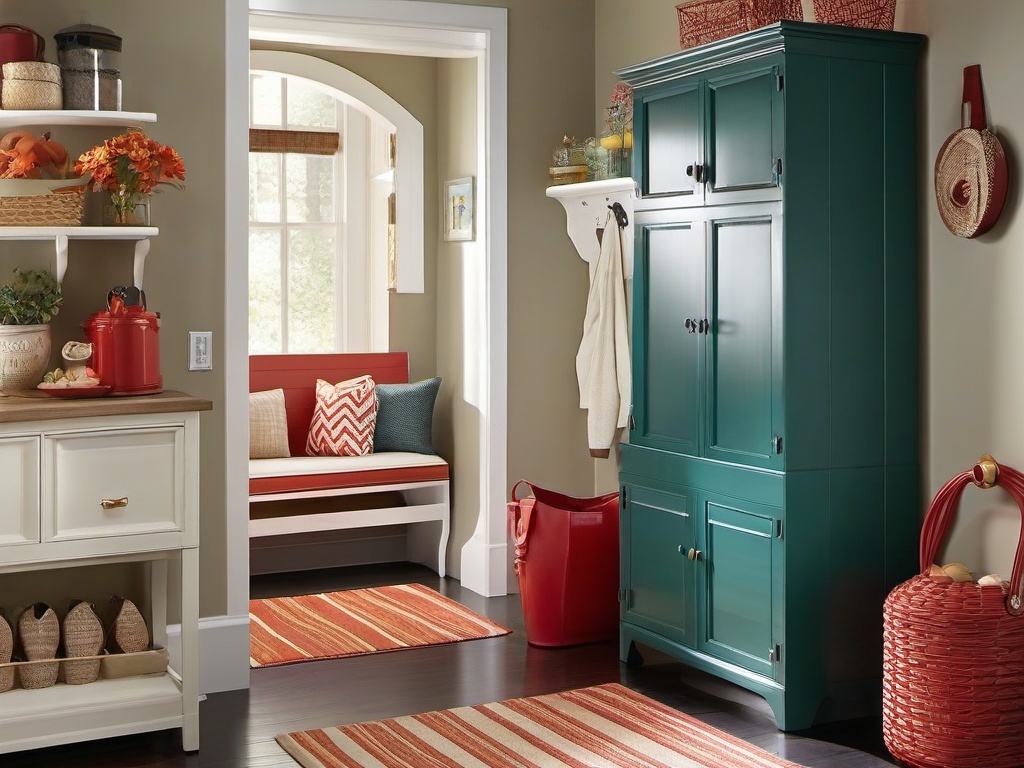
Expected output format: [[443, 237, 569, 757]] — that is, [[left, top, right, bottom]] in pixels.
[[167, 613, 251, 694]]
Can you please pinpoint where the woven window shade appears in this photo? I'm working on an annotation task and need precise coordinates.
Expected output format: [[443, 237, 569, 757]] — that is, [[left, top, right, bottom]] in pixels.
[[249, 129, 340, 155]]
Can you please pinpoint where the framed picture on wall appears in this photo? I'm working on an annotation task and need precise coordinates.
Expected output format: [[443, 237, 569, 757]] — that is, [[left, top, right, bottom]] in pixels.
[[443, 176, 475, 242]]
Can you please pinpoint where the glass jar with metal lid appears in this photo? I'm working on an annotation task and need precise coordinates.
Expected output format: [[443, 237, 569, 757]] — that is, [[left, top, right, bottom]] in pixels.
[[54, 23, 122, 111]]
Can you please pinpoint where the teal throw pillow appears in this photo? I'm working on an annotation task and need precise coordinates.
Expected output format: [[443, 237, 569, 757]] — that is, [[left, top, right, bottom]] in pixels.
[[373, 376, 442, 454]]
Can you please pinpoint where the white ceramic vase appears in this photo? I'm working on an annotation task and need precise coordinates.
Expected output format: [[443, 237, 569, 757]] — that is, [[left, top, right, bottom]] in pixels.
[[0, 324, 50, 390]]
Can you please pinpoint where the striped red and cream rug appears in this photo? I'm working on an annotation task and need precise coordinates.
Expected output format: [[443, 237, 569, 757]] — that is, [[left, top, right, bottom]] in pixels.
[[276, 682, 806, 767], [250, 584, 511, 668]]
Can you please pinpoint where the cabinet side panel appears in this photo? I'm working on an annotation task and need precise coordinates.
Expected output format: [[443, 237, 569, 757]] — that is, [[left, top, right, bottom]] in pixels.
[[882, 62, 921, 465], [780, 470, 830, 709], [827, 467, 885, 681], [781, 56, 831, 471], [829, 58, 886, 468]]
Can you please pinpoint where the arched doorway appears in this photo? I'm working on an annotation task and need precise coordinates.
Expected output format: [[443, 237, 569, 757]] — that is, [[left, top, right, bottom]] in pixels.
[[219, 0, 508, 691]]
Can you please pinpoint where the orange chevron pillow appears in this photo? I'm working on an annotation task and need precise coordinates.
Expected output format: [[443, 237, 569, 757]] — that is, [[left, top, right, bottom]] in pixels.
[[305, 375, 378, 457]]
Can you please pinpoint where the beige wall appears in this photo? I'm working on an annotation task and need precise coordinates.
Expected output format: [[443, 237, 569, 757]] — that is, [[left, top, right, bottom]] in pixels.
[[4, 1, 228, 616], [903, 0, 1024, 575], [502, 0, 599, 500], [595, 1, 1024, 577]]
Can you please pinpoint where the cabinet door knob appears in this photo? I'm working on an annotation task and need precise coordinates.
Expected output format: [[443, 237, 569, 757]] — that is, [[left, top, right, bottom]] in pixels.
[[687, 548, 702, 561], [101, 497, 128, 510], [686, 163, 695, 178], [698, 318, 709, 334]]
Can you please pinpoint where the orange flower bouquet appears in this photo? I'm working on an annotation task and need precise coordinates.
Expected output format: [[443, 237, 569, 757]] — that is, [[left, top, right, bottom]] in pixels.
[[75, 130, 185, 225]]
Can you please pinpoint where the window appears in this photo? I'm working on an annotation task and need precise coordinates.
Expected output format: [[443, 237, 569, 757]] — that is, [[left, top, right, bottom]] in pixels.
[[248, 72, 343, 354]]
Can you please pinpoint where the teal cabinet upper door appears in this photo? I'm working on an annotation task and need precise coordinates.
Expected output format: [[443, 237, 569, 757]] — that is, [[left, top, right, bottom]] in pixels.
[[640, 82, 701, 200], [632, 214, 705, 455], [622, 485, 695, 645], [704, 209, 781, 469], [705, 66, 783, 202], [697, 495, 780, 680]]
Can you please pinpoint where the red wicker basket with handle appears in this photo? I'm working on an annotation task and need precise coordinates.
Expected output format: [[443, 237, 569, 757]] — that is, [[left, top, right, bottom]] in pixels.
[[882, 455, 1024, 768]]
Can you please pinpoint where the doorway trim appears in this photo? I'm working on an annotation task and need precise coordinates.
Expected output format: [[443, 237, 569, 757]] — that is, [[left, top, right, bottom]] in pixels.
[[222, 0, 507, 692]]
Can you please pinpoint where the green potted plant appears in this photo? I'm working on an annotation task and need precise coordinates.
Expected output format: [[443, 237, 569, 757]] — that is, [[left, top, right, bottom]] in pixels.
[[0, 268, 62, 390]]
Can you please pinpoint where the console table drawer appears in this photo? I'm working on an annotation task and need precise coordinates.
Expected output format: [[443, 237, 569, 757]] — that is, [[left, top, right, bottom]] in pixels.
[[44, 427, 183, 541], [0, 436, 39, 546]]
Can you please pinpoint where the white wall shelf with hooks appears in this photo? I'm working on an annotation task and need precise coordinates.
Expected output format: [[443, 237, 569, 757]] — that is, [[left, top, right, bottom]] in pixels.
[[546, 177, 636, 279]]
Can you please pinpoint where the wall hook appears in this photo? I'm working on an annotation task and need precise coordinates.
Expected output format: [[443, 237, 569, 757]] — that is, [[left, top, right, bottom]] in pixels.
[[609, 202, 629, 228]]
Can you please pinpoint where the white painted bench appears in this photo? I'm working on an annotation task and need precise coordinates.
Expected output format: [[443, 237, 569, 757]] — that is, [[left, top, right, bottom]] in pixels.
[[248, 353, 450, 576]]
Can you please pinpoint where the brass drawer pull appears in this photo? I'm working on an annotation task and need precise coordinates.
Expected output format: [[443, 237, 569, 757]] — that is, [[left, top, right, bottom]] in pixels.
[[101, 497, 128, 510]]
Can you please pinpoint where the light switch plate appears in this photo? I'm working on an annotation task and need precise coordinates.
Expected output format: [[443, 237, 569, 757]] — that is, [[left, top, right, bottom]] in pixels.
[[188, 331, 212, 371]]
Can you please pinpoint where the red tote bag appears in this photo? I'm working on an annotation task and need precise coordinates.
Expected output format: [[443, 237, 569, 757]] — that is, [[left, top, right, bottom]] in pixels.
[[507, 480, 619, 647]]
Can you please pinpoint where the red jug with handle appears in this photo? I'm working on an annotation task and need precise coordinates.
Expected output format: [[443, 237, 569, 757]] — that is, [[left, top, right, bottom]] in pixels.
[[0, 25, 44, 68], [82, 294, 163, 396]]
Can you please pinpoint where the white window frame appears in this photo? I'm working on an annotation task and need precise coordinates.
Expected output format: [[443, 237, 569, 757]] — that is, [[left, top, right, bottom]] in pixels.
[[248, 71, 351, 353], [250, 50, 424, 300]]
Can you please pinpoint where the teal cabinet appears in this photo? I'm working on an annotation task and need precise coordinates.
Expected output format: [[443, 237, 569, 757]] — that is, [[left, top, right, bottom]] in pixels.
[[617, 21, 924, 732], [635, 59, 783, 206], [633, 205, 781, 469]]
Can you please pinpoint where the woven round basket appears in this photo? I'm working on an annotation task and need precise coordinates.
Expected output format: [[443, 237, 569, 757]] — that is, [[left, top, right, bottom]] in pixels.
[[882, 456, 1024, 768], [1, 61, 61, 110], [0, 185, 85, 227], [17, 603, 59, 689], [109, 596, 150, 655], [62, 601, 103, 685], [0, 610, 12, 694]]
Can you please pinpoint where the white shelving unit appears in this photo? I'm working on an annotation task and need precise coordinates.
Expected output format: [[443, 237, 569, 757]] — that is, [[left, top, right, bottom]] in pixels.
[[0, 395, 211, 755], [0, 110, 159, 286]]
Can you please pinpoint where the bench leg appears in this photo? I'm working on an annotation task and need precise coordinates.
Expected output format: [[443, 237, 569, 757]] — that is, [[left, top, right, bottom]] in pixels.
[[404, 482, 450, 577], [436, 484, 450, 578]]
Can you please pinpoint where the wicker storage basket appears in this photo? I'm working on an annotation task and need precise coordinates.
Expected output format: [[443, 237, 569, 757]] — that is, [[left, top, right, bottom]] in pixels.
[[1, 61, 61, 110], [676, 0, 803, 49], [108, 596, 150, 654], [811, 0, 896, 29], [0, 179, 87, 227], [0, 611, 12, 694], [16, 603, 59, 689], [882, 455, 1024, 768], [62, 601, 104, 685]]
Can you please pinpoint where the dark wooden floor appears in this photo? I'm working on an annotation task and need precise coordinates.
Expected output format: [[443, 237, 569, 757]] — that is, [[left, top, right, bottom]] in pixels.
[[3, 563, 898, 767]]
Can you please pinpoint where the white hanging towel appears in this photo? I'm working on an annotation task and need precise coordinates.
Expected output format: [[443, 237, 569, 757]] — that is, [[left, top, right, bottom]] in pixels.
[[576, 208, 631, 458]]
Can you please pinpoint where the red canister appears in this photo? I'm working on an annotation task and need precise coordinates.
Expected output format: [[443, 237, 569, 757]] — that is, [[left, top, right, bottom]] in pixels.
[[0, 25, 44, 67], [82, 295, 162, 396]]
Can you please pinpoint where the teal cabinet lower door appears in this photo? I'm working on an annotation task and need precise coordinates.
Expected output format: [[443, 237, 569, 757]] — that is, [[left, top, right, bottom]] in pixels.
[[696, 494, 781, 680], [622, 485, 695, 646]]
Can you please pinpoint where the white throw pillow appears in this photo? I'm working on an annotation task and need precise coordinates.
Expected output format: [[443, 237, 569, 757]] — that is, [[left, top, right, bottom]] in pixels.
[[249, 388, 290, 459]]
